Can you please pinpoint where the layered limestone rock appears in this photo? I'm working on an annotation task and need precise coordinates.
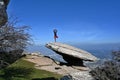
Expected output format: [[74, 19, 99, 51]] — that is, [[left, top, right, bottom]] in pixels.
[[25, 54, 94, 80], [0, 0, 9, 26], [46, 42, 98, 66], [60, 71, 94, 80], [25, 54, 91, 75]]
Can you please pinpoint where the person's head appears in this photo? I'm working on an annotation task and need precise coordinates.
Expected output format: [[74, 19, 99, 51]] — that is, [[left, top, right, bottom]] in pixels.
[[53, 29, 57, 33]]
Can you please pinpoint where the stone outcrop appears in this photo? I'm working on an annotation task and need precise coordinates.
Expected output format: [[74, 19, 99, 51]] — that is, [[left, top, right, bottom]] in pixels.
[[0, 0, 9, 26], [60, 71, 94, 80], [46, 42, 98, 66], [25, 54, 91, 74], [25, 54, 94, 80]]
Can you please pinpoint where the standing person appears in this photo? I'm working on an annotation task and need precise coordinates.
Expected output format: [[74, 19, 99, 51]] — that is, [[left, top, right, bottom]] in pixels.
[[53, 29, 58, 42]]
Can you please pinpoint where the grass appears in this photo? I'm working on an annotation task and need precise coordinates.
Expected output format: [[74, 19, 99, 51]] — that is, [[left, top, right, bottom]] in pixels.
[[0, 57, 62, 80]]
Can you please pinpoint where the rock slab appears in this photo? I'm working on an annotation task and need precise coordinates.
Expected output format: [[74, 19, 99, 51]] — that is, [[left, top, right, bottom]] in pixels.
[[46, 42, 98, 65], [60, 71, 94, 80], [25, 54, 94, 80], [25, 54, 89, 75]]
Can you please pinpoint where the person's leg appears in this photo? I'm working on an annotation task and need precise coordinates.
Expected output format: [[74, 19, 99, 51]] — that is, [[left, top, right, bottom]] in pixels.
[[54, 37, 56, 42]]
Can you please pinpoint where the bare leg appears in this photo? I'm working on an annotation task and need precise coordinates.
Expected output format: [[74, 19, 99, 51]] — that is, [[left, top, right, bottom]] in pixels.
[[54, 37, 56, 42]]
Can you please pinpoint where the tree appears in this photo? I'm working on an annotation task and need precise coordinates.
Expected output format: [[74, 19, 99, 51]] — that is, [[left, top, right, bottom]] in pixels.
[[0, 18, 31, 69], [0, 0, 10, 26], [112, 51, 120, 62]]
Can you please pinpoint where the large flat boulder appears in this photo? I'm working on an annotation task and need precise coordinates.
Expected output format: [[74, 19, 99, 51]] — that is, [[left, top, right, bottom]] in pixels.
[[46, 42, 98, 65]]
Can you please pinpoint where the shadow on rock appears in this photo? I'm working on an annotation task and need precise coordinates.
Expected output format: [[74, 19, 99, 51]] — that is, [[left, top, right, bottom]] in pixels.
[[32, 77, 58, 80]]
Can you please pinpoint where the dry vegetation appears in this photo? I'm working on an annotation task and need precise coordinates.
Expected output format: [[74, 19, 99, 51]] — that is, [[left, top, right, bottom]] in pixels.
[[90, 51, 120, 80], [0, 18, 31, 69]]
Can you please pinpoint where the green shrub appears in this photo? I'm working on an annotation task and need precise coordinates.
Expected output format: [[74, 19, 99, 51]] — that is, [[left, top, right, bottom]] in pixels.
[[3, 67, 33, 80]]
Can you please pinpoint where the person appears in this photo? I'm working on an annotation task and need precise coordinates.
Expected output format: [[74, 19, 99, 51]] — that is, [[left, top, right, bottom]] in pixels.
[[53, 29, 58, 42]]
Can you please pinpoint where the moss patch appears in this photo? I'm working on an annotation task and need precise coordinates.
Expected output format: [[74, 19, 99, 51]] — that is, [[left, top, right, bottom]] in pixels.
[[0, 58, 62, 80]]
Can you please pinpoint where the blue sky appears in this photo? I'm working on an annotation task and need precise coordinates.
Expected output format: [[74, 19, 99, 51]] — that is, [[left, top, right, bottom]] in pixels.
[[7, 0, 120, 44]]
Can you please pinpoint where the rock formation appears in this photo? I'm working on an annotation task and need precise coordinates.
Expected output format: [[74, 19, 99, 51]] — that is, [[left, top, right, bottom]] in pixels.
[[25, 54, 90, 75], [0, 0, 9, 26], [46, 42, 98, 66], [60, 71, 94, 80]]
